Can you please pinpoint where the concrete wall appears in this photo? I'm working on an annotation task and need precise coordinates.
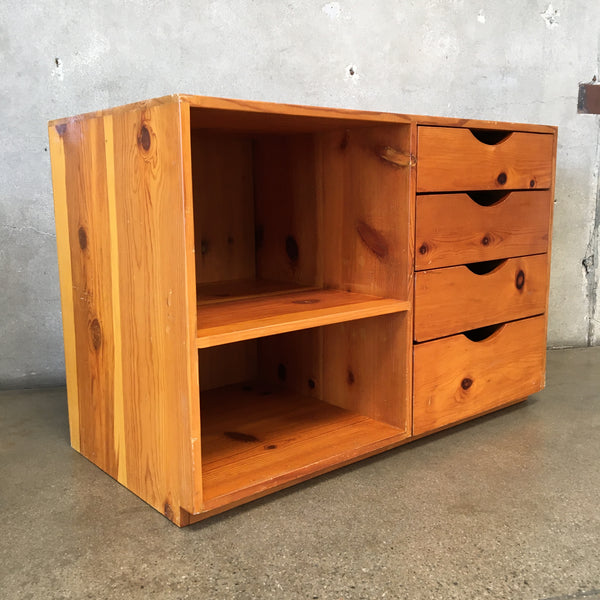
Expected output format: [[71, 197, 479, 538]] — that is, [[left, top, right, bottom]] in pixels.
[[1, 0, 599, 388]]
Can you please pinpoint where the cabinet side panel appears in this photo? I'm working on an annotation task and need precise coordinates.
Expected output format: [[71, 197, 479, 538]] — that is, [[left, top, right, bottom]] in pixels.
[[50, 117, 119, 478], [110, 101, 196, 518], [48, 125, 80, 452]]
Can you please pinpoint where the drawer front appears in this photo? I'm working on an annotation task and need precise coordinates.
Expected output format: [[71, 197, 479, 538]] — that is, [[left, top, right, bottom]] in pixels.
[[413, 315, 546, 435], [415, 190, 551, 270], [414, 254, 548, 342], [417, 126, 554, 193]]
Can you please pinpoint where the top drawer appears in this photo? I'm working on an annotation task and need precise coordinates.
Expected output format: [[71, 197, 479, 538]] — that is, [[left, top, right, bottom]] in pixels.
[[417, 126, 554, 193]]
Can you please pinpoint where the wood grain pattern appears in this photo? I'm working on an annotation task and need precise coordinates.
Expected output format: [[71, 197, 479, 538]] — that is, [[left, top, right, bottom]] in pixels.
[[415, 191, 551, 270], [254, 135, 320, 286], [176, 100, 204, 513], [109, 100, 199, 522], [197, 279, 316, 304], [323, 314, 409, 429], [320, 125, 412, 300], [258, 328, 322, 401], [200, 385, 406, 509], [417, 127, 554, 192], [57, 115, 118, 478], [191, 132, 255, 284], [413, 316, 546, 435], [199, 341, 258, 392], [48, 123, 80, 452], [103, 114, 127, 484], [50, 94, 556, 136], [414, 254, 548, 341], [197, 289, 409, 348]]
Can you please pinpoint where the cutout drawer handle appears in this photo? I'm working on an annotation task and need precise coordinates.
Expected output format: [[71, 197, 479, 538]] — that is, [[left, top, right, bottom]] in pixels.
[[469, 128, 513, 145], [462, 322, 505, 342]]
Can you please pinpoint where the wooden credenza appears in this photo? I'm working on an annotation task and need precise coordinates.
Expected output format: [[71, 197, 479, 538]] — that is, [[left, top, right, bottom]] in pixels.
[[48, 95, 556, 526]]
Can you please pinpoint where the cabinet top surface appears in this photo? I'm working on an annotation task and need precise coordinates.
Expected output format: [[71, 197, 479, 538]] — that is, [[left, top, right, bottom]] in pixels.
[[48, 93, 557, 134]]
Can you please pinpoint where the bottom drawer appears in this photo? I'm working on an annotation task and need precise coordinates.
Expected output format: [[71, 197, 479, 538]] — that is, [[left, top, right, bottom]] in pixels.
[[413, 315, 546, 436]]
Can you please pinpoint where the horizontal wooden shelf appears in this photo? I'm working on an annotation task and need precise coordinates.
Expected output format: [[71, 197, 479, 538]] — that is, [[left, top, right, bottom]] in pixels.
[[196, 288, 409, 348], [200, 384, 406, 510]]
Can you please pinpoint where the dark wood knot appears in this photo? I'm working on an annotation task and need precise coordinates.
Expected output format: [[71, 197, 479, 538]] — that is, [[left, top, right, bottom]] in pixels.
[[419, 243, 428, 255], [347, 369, 355, 385], [78, 226, 88, 250], [90, 318, 102, 351], [515, 269, 525, 290], [225, 431, 259, 443], [481, 235, 490, 246], [497, 172, 507, 185], [138, 125, 151, 151], [285, 235, 299, 265], [529, 179, 536, 188], [356, 220, 389, 260], [308, 378, 316, 389], [461, 377, 473, 390]]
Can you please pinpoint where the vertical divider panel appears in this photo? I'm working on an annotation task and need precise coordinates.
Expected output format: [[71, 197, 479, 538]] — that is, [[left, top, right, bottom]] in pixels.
[[318, 124, 413, 429]]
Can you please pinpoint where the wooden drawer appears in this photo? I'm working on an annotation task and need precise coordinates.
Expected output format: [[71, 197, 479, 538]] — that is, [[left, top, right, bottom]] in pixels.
[[417, 126, 554, 193], [413, 315, 546, 436], [415, 190, 551, 270], [414, 254, 547, 342]]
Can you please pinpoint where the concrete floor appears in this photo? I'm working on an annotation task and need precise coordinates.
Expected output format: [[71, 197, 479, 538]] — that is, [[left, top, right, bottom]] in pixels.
[[1, 348, 599, 600]]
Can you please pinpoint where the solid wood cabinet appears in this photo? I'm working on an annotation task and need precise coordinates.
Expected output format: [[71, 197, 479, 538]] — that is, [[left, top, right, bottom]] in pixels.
[[48, 95, 556, 526]]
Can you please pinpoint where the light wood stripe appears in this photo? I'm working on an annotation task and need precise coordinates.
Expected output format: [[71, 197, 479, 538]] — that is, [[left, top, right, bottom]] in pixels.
[[178, 99, 203, 511], [103, 114, 127, 485], [48, 124, 80, 451]]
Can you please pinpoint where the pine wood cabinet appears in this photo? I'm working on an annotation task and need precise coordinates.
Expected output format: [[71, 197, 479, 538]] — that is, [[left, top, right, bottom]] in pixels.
[[48, 95, 556, 526]]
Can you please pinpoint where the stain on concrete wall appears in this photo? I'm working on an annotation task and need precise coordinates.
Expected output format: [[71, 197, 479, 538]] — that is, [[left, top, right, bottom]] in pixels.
[[0, 0, 599, 387]]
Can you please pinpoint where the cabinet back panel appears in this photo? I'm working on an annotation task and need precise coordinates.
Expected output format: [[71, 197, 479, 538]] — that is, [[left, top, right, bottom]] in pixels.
[[191, 132, 256, 284], [254, 135, 320, 286]]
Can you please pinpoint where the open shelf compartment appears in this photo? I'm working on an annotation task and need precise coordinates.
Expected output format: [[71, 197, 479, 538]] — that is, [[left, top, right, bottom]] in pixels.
[[198, 313, 410, 509], [190, 109, 412, 346]]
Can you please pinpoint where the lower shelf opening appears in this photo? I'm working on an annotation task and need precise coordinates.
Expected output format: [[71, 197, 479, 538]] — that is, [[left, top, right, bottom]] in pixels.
[[200, 384, 405, 506], [197, 314, 410, 509]]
